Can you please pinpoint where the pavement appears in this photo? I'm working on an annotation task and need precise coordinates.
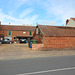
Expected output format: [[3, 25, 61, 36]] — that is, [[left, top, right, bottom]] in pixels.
[[0, 55, 75, 75], [0, 44, 75, 60]]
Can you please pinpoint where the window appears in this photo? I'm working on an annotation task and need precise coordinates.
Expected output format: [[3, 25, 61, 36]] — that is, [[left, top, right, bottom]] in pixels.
[[29, 31, 32, 36], [8, 31, 11, 35]]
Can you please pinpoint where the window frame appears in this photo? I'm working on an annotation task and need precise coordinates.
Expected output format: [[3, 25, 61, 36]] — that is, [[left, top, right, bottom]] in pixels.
[[29, 31, 32, 36], [8, 31, 12, 36]]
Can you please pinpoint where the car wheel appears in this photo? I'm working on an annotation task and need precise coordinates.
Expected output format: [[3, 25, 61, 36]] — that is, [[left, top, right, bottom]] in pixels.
[[10, 42, 12, 44]]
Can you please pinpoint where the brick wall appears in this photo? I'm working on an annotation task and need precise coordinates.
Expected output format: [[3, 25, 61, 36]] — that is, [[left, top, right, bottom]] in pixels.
[[0, 31, 4, 40], [0, 31, 1, 35], [43, 36, 75, 49], [33, 28, 43, 43], [0, 31, 4, 35], [0, 31, 34, 41], [33, 34, 43, 43], [0, 25, 1, 39], [32, 44, 44, 50], [12, 31, 30, 41]]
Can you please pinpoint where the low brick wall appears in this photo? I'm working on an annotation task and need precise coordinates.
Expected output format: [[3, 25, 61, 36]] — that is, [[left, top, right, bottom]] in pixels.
[[32, 36, 75, 50], [32, 44, 44, 50], [43, 36, 75, 49]]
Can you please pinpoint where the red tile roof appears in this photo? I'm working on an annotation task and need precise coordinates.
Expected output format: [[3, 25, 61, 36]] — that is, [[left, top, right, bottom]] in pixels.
[[71, 18, 75, 21], [0, 25, 35, 31], [38, 25, 75, 37]]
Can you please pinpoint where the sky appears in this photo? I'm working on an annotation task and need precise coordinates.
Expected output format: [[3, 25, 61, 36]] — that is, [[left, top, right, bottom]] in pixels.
[[0, 0, 75, 26]]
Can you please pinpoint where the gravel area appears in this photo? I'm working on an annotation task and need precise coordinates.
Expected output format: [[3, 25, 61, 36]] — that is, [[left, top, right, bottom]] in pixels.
[[0, 44, 75, 60]]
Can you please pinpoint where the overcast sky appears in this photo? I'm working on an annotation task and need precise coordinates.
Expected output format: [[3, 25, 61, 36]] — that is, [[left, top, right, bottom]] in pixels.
[[0, 0, 75, 26]]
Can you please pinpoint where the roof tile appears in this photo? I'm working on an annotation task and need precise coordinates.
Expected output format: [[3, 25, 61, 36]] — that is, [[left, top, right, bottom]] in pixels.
[[0, 25, 35, 31], [38, 25, 75, 37], [71, 18, 75, 21]]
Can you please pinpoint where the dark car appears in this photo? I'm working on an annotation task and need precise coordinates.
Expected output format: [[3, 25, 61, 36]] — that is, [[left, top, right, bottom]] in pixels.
[[0, 39, 13, 44], [20, 39, 26, 44]]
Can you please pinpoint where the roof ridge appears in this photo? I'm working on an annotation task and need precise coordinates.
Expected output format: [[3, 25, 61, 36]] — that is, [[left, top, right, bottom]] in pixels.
[[38, 24, 75, 28], [37, 25, 75, 37], [71, 17, 75, 21], [1, 25, 35, 27], [0, 25, 36, 31]]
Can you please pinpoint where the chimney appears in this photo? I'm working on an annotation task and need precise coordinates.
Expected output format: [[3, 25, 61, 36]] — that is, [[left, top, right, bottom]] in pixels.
[[66, 19, 69, 25], [0, 21, 1, 25]]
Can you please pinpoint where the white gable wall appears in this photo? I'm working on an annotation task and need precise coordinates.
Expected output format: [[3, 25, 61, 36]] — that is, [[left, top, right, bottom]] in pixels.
[[66, 19, 75, 27]]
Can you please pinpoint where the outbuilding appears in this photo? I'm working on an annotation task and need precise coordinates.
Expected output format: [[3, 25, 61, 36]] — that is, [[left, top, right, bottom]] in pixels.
[[0, 24, 35, 42], [32, 25, 75, 50]]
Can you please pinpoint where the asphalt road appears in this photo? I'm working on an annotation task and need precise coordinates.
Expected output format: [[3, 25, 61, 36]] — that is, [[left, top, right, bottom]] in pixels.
[[0, 55, 75, 75]]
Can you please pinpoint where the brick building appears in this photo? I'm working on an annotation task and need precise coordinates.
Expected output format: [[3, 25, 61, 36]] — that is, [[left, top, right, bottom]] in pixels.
[[0, 24, 35, 42], [32, 25, 75, 50], [0, 24, 4, 40]]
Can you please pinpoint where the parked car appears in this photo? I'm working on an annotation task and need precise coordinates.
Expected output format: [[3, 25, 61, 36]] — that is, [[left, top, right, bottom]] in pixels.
[[0, 39, 13, 44], [20, 39, 26, 44]]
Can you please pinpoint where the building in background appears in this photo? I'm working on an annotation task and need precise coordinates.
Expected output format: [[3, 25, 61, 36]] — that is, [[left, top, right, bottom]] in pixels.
[[0, 23, 35, 42], [66, 18, 75, 27]]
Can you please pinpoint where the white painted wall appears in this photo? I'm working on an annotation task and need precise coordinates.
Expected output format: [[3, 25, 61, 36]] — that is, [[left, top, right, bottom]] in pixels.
[[66, 19, 75, 27], [4, 37, 12, 40]]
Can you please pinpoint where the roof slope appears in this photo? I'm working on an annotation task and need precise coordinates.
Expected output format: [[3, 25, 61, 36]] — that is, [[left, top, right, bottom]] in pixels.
[[0, 25, 35, 31], [38, 25, 75, 37], [71, 18, 75, 21]]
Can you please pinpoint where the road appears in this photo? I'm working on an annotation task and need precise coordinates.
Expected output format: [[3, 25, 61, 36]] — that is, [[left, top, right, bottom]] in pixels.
[[0, 55, 75, 75]]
